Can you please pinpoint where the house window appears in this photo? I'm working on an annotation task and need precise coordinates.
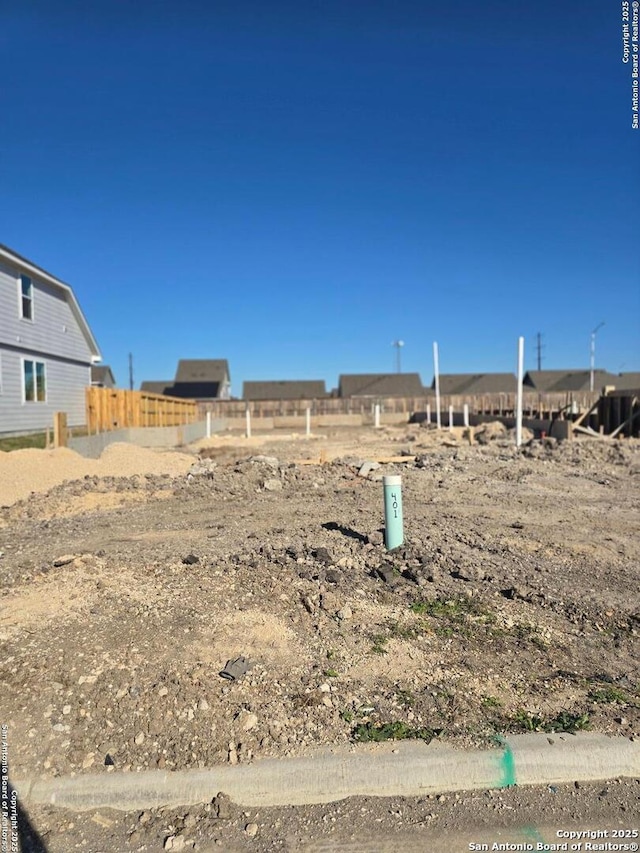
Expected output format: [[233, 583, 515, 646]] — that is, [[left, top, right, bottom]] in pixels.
[[21, 275, 33, 320], [23, 359, 46, 402]]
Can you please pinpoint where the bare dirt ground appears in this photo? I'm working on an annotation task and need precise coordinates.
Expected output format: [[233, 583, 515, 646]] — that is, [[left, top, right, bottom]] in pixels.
[[1, 424, 639, 851]]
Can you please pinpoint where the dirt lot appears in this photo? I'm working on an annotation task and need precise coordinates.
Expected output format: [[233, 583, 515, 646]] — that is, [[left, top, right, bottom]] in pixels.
[[1, 424, 639, 851]]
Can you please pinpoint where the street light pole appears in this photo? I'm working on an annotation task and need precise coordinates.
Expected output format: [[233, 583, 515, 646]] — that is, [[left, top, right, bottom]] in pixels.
[[392, 340, 404, 373], [589, 322, 605, 392]]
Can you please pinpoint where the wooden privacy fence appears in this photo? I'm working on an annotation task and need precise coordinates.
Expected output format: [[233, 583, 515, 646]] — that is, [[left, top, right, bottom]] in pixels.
[[86, 387, 198, 433], [199, 392, 601, 420]]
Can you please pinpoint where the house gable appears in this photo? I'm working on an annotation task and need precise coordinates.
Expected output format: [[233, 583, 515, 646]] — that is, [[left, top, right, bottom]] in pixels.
[[0, 243, 101, 363], [172, 359, 231, 400]]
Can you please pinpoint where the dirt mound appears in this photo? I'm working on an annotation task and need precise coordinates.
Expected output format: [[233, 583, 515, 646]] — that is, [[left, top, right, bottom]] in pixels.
[[0, 443, 194, 507], [473, 421, 507, 444], [1, 426, 639, 851]]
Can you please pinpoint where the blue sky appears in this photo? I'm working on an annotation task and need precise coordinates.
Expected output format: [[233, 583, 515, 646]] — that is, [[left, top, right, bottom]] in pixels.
[[2, 0, 638, 394]]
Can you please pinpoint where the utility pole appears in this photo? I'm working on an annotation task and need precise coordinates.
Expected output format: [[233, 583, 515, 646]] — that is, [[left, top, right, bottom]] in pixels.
[[536, 332, 544, 371], [589, 322, 605, 392], [392, 340, 404, 373], [129, 352, 134, 391]]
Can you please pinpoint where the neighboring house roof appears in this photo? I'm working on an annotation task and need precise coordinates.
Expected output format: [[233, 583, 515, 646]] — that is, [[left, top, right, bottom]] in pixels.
[[432, 374, 477, 395], [243, 380, 328, 400], [524, 369, 617, 392], [614, 372, 640, 391], [174, 359, 230, 383], [140, 360, 231, 400], [523, 370, 572, 392], [432, 373, 517, 395], [558, 371, 618, 392], [140, 381, 173, 395], [464, 373, 517, 394], [91, 365, 116, 387], [0, 242, 102, 362], [338, 373, 425, 398], [172, 359, 231, 399]]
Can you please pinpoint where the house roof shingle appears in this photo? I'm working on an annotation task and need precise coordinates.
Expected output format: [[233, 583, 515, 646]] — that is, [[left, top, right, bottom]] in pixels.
[[174, 359, 230, 383], [243, 380, 327, 400], [140, 381, 173, 395], [432, 374, 476, 395], [614, 372, 640, 391], [464, 373, 517, 394], [524, 370, 618, 392], [432, 373, 517, 395], [338, 373, 425, 398]]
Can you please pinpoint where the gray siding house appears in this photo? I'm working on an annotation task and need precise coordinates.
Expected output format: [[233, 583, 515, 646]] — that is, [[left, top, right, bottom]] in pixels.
[[0, 244, 102, 435]]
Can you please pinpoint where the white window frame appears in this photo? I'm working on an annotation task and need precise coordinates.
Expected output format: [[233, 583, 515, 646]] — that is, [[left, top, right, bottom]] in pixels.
[[19, 274, 34, 321], [22, 358, 47, 403]]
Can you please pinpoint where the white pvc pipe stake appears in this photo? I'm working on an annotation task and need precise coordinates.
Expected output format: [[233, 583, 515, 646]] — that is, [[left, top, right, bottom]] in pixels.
[[206, 411, 212, 439], [245, 408, 252, 439], [463, 403, 469, 428], [306, 408, 311, 437], [426, 403, 431, 425], [448, 405, 454, 432], [433, 342, 441, 430], [516, 336, 524, 447], [374, 403, 380, 428]]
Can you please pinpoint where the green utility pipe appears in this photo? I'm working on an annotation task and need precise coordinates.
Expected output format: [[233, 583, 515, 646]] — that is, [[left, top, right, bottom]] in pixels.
[[383, 474, 403, 550]]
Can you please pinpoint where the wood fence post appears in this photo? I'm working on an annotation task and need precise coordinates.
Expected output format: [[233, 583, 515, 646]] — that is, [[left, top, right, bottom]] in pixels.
[[53, 412, 67, 448]]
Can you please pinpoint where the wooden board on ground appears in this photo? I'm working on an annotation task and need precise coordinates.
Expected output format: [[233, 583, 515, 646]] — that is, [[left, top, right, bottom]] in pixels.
[[294, 455, 415, 465]]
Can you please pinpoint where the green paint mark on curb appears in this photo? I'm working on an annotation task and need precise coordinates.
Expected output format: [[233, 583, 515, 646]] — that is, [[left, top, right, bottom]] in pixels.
[[494, 736, 517, 788], [521, 824, 548, 845]]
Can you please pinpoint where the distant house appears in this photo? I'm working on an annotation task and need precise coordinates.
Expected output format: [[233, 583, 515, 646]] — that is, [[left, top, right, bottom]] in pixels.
[[432, 373, 516, 395], [338, 373, 425, 398], [140, 359, 231, 401], [524, 370, 618, 393], [243, 380, 327, 400], [140, 380, 173, 395], [91, 365, 116, 388], [172, 359, 231, 401], [0, 243, 102, 435], [609, 373, 640, 392]]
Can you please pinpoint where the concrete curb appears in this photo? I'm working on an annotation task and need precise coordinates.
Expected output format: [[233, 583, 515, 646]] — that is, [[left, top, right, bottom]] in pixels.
[[13, 733, 639, 812]]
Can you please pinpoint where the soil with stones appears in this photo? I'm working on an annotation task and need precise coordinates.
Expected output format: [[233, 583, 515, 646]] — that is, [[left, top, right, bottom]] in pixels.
[[1, 424, 639, 851]]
